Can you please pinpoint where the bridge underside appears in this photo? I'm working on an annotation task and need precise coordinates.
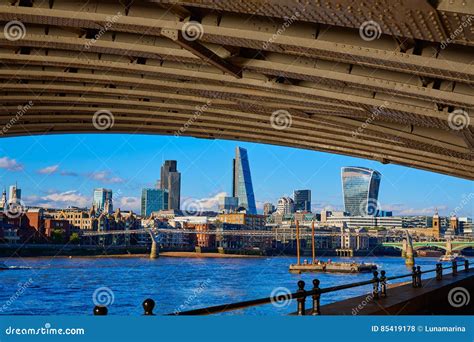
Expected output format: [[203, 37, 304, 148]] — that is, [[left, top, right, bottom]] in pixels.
[[0, 0, 473, 179]]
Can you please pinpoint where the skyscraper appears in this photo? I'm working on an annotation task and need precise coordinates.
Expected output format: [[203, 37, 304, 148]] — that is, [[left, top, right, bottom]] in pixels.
[[341, 167, 381, 217], [8, 183, 21, 202], [0, 189, 6, 209], [263, 202, 275, 216], [294, 189, 311, 212], [232, 147, 257, 214], [218, 196, 239, 213], [276, 197, 295, 215], [141, 188, 168, 217], [93, 188, 113, 213], [160, 160, 181, 210]]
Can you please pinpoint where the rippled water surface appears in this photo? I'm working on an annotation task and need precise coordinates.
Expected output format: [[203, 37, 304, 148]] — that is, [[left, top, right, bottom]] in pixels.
[[0, 255, 470, 315]]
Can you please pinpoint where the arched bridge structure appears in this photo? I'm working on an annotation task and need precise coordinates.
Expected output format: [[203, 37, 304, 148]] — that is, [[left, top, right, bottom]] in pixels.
[[383, 240, 474, 253], [0, 0, 473, 179]]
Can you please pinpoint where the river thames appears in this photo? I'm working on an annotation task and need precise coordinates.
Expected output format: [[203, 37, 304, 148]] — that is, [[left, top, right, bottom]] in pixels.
[[0, 256, 471, 315]]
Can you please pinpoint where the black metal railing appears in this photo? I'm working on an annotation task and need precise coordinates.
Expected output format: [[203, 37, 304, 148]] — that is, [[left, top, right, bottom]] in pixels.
[[92, 259, 470, 316]]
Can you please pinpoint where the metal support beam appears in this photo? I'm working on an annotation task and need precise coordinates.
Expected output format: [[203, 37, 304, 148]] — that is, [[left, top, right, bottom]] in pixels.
[[161, 28, 242, 78]]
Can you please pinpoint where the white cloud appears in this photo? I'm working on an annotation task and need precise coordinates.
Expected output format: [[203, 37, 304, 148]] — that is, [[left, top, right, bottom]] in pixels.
[[0, 156, 23, 171], [38, 164, 59, 174], [119, 196, 140, 212], [25, 190, 90, 208], [88, 171, 125, 184], [183, 192, 227, 211]]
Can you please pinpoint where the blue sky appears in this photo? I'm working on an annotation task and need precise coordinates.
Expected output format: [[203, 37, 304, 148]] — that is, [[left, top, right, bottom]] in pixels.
[[0, 134, 472, 217]]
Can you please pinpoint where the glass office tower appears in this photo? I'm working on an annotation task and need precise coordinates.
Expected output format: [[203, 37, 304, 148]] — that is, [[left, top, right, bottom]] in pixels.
[[160, 160, 181, 210], [141, 188, 168, 217], [341, 167, 381, 216], [232, 147, 257, 214], [93, 188, 113, 213], [294, 189, 311, 212]]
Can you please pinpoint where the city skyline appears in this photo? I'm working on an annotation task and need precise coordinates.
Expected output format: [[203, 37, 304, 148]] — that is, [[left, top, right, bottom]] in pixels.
[[0, 134, 472, 217]]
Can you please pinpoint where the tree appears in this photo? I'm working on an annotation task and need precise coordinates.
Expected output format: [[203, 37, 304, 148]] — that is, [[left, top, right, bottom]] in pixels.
[[69, 232, 80, 245], [51, 229, 64, 244]]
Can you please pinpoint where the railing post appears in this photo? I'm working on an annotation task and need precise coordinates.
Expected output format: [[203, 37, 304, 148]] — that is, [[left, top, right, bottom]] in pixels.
[[93, 305, 108, 316], [296, 280, 306, 316], [142, 298, 155, 316], [452, 260, 458, 276], [372, 271, 379, 299], [436, 263, 443, 280], [416, 266, 422, 288], [465, 259, 469, 272], [311, 279, 321, 316], [380, 270, 387, 298], [411, 266, 417, 288]]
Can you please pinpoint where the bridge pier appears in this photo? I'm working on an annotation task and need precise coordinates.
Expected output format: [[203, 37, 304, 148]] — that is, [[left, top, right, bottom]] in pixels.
[[401, 239, 407, 258], [150, 241, 159, 259], [404, 232, 415, 266], [446, 239, 452, 255]]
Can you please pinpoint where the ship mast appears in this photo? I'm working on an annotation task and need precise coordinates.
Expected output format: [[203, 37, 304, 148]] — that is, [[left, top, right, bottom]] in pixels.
[[296, 220, 300, 265], [311, 220, 316, 264]]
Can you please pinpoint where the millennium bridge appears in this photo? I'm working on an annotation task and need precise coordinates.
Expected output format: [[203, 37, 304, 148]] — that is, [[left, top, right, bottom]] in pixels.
[[81, 227, 474, 258]]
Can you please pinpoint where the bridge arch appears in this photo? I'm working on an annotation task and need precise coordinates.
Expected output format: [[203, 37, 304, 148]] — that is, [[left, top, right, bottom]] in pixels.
[[0, 1, 472, 179], [452, 245, 474, 252], [413, 244, 447, 252]]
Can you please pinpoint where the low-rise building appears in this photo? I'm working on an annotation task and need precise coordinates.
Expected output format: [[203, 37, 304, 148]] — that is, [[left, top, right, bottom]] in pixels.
[[217, 212, 266, 230], [325, 215, 402, 229]]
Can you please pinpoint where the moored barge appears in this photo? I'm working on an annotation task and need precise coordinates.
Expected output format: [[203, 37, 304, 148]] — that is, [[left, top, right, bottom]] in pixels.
[[288, 220, 377, 274]]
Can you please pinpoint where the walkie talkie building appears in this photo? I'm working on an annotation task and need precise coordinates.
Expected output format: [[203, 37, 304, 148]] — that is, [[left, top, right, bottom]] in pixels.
[[341, 167, 381, 217]]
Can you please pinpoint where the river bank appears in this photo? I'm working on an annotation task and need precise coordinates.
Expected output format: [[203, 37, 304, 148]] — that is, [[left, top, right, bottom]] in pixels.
[[160, 251, 261, 258], [0, 244, 262, 259]]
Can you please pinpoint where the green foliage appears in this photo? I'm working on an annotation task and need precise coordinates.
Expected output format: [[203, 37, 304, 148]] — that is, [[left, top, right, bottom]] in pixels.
[[69, 232, 80, 244], [51, 229, 64, 244]]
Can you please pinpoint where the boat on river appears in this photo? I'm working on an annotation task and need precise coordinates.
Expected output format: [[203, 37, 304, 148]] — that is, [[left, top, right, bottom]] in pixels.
[[288, 221, 377, 274], [438, 253, 466, 263], [289, 260, 377, 274]]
